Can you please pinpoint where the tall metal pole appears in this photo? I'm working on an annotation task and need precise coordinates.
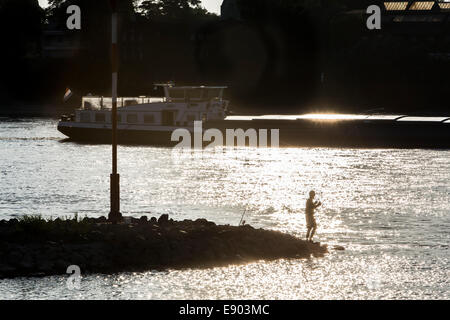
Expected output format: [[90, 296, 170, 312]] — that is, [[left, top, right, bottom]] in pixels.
[[108, 0, 122, 223]]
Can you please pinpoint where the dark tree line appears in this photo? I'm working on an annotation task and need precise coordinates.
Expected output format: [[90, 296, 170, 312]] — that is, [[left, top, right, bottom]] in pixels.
[[140, 0, 209, 19], [0, 0, 449, 113], [0, 0, 44, 102], [0, 0, 217, 105]]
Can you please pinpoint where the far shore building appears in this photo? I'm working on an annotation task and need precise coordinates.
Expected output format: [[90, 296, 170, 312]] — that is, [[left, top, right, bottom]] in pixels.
[[221, 0, 241, 20], [41, 28, 81, 59], [378, 1, 450, 61]]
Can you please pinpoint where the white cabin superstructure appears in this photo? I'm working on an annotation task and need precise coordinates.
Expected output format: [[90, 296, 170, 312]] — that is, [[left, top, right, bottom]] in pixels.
[[70, 84, 228, 129], [58, 84, 229, 144]]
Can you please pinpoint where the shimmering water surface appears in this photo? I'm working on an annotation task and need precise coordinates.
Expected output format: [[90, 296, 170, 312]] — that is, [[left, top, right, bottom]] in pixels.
[[0, 118, 448, 299]]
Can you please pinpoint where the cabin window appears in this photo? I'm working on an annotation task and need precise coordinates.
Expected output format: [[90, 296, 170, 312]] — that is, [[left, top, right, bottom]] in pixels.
[[83, 101, 93, 110], [206, 89, 221, 99], [144, 114, 155, 124], [124, 99, 138, 106], [186, 89, 203, 100], [168, 88, 185, 99], [83, 97, 102, 110], [101, 97, 112, 109], [112, 114, 122, 123], [80, 112, 91, 122], [95, 113, 106, 123], [127, 114, 138, 123], [162, 111, 174, 126]]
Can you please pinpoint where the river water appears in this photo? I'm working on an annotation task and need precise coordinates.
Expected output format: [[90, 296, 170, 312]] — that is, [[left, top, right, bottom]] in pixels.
[[0, 118, 448, 299]]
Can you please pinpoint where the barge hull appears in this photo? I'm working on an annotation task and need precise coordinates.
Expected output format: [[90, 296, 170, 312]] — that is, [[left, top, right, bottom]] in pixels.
[[211, 119, 450, 149], [58, 119, 450, 148], [58, 123, 177, 146]]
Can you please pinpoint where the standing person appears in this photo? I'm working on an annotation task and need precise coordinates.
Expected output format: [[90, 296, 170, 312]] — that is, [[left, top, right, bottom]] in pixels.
[[305, 190, 321, 242]]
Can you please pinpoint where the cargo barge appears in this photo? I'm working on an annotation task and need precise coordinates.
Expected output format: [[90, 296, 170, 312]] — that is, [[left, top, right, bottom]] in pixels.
[[58, 84, 450, 148]]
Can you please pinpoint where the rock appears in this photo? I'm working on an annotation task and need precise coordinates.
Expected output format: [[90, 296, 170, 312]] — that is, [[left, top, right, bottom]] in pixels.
[[136, 235, 146, 242], [127, 217, 142, 225], [139, 216, 148, 224], [105, 232, 115, 241], [333, 245, 345, 251], [97, 216, 107, 223], [82, 217, 96, 224], [89, 230, 103, 240], [195, 218, 208, 224], [7, 218, 18, 225], [195, 219, 216, 227], [158, 214, 169, 225], [0, 215, 328, 278]]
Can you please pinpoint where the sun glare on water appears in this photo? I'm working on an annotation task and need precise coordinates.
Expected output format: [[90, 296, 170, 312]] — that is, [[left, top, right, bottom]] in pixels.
[[227, 114, 369, 122], [298, 114, 367, 121]]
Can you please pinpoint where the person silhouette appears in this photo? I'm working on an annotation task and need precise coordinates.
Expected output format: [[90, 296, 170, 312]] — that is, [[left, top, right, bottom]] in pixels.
[[305, 190, 322, 242]]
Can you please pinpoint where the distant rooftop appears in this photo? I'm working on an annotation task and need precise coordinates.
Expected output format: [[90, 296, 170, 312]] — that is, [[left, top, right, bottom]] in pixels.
[[383, 1, 450, 11]]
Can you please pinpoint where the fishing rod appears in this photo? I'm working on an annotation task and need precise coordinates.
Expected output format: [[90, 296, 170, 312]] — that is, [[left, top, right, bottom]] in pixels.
[[238, 174, 264, 226], [239, 208, 247, 226], [238, 162, 320, 226]]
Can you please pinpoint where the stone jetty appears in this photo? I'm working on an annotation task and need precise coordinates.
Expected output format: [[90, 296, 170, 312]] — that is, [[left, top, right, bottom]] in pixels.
[[0, 214, 328, 278]]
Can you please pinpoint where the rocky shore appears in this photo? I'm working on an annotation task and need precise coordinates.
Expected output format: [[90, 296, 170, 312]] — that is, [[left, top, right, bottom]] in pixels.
[[0, 214, 328, 278]]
